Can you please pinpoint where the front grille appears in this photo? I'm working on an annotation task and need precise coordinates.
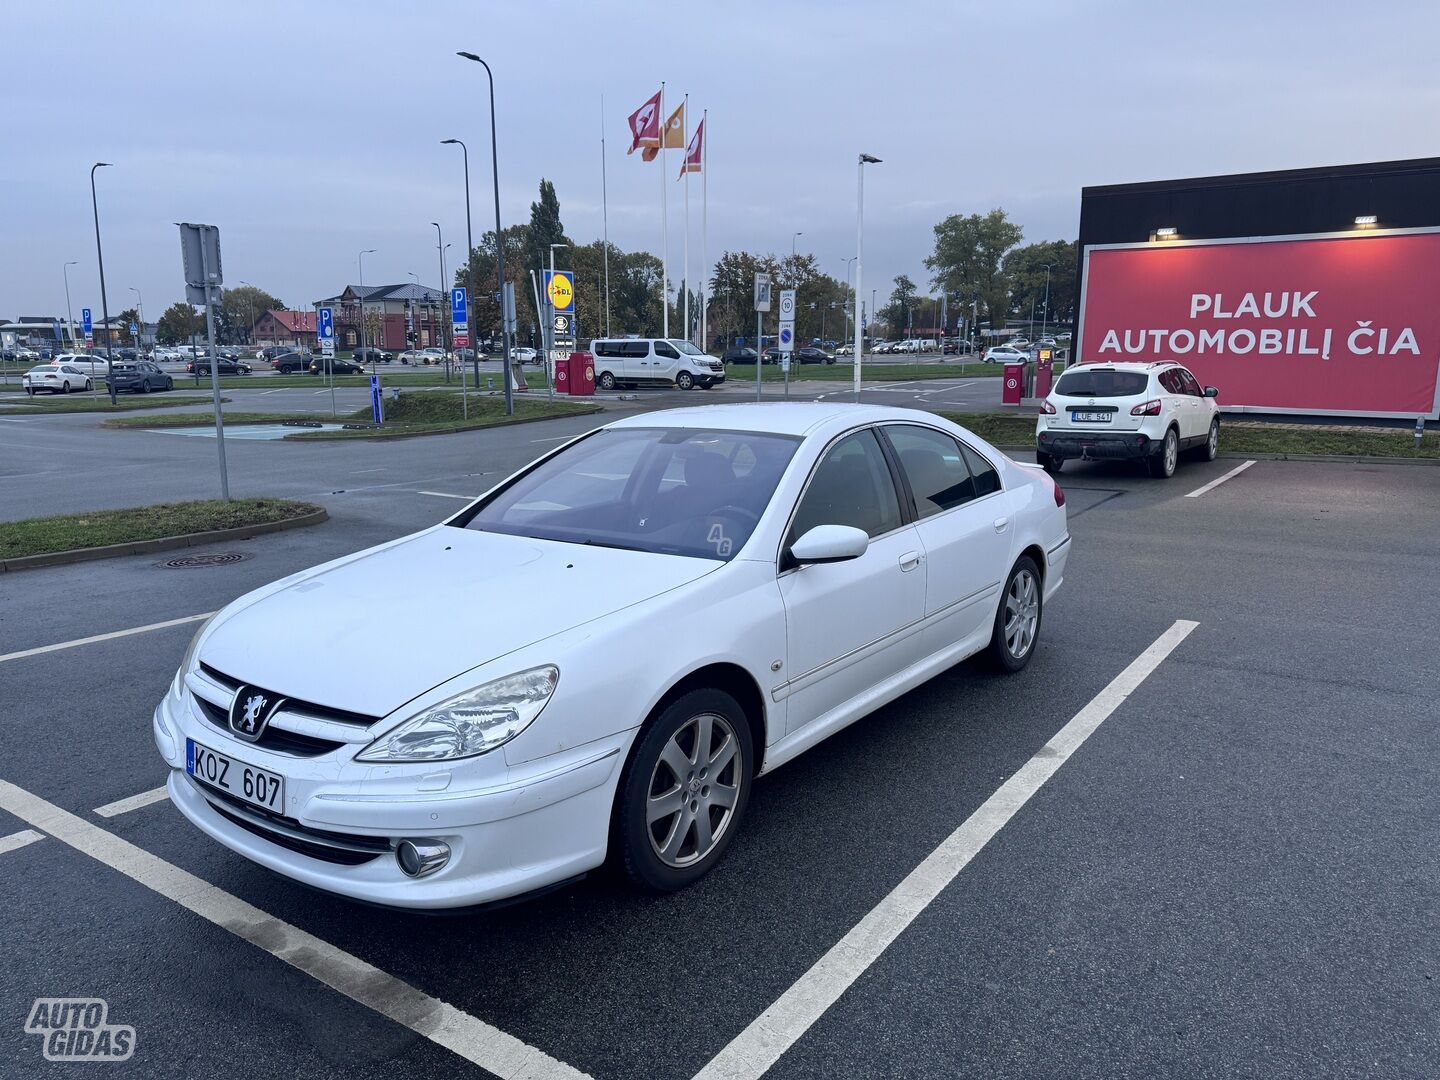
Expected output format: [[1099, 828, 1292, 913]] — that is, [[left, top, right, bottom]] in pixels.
[[193, 694, 346, 757], [200, 664, 377, 727], [198, 782, 389, 866]]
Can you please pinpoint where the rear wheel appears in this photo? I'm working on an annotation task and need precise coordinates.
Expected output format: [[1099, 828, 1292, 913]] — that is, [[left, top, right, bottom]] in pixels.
[[988, 556, 1043, 672], [598, 370, 617, 391], [1037, 450, 1061, 474], [615, 688, 753, 892], [60, 381, 71, 394], [140, 380, 151, 393], [1148, 427, 1178, 479], [676, 371, 696, 391]]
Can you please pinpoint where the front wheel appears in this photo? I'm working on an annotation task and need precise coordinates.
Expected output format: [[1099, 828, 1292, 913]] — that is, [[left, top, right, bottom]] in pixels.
[[597, 370, 617, 391], [1148, 428, 1179, 478], [615, 688, 753, 892], [676, 371, 696, 391], [1201, 419, 1219, 461], [988, 556, 1043, 672]]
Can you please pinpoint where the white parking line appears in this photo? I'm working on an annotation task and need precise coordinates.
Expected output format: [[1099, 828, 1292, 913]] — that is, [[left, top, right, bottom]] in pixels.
[[0, 612, 214, 665], [0, 780, 591, 1080], [694, 618, 1199, 1080], [1185, 459, 1256, 498], [93, 786, 169, 819], [0, 829, 44, 855], [260, 388, 285, 396], [416, 490, 475, 501]]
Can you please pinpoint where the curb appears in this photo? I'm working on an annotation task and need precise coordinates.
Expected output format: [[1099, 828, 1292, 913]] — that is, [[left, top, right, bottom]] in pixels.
[[282, 406, 603, 440], [0, 507, 329, 573]]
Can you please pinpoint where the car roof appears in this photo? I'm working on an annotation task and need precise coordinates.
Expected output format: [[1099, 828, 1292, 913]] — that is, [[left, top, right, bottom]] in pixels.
[[604, 401, 936, 439], [1064, 361, 1176, 373]]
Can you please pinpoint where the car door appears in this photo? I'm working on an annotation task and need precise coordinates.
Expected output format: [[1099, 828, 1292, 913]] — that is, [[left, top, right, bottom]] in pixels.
[[620, 341, 650, 382], [652, 340, 681, 383], [1176, 367, 1213, 439], [1159, 369, 1198, 440], [778, 427, 927, 735], [881, 424, 1015, 659]]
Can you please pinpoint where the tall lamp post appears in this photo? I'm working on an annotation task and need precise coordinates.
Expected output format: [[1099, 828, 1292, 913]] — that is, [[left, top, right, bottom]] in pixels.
[[853, 153, 880, 401], [357, 248, 376, 361], [62, 261, 77, 350], [431, 222, 450, 383], [441, 138, 481, 386], [90, 162, 116, 402], [456, 51, 513, 415], [1039, 262, 1054, 339], [128, 287, 143, 353]]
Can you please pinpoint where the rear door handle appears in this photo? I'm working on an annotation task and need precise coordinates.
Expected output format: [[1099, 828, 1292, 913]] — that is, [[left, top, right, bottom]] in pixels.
[[993, 517, 1009, 533], [899, 551, 923, 572]]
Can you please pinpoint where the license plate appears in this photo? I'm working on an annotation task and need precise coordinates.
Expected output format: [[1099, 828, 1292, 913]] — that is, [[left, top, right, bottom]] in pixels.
[[186, 738, 284, 813], [1072, 410, 1111, 423]]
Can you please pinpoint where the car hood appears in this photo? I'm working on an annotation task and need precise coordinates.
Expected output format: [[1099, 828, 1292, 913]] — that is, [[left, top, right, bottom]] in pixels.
[[199, 527, 719, 716]]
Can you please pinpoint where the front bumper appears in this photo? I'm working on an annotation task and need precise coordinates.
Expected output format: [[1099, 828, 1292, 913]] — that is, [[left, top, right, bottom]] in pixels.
[[153, 687, 625, 910], [1037, 429, 1155, 461]]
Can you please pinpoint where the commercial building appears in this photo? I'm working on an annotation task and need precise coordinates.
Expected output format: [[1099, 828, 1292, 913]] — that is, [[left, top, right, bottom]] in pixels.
[[1074, 157, 1440, 419], [251, 310, 318, 350], [312, 284, 448, 351]]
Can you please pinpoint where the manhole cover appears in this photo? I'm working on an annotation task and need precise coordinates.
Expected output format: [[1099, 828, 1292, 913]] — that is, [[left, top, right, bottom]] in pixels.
[[156, 551, 251, 569]]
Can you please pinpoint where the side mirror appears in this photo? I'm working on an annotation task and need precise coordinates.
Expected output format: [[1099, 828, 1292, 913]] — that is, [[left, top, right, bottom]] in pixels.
[[1203, 386, 1219, 398], [788, 524, 869, 565]]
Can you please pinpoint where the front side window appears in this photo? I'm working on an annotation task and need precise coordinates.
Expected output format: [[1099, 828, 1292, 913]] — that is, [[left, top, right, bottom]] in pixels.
[[654, 341, 680, 360], [885, 425, 976, 518], [1177, 368, 1203, 396], [789, 429, 902, 543], [459, 428, 801, 561]]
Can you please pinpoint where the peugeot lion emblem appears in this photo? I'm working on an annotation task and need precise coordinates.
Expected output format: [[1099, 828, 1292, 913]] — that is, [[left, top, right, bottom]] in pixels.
[[229, 687, 282, 742]]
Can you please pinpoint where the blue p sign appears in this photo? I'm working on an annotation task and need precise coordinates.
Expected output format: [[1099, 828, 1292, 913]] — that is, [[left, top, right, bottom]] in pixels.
[[82, 308, 93, 334], [451, 288, 467, 326], [318, 307, 334, 338]]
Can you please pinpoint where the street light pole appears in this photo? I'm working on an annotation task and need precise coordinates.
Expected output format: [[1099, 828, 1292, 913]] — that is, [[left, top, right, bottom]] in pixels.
[[62, 261, 77, 350], [90, 162, 116, 403], [441, 138, 481, 387], [457, 51, 513, 416], [128, 287, 143, 352], [854, 154, 880, 401], [1040, 262, 1054, 339], [431, 222, 450, 385], [358, 248, 375, 364]]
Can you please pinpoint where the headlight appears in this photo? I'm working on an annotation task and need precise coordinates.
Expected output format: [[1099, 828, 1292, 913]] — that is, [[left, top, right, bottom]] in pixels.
[[356, 666, 559, 763], [173, 612, 218, 695]]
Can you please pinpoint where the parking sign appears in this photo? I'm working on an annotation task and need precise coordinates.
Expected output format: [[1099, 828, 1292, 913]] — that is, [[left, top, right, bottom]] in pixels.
[[318, 307, 335, 357]]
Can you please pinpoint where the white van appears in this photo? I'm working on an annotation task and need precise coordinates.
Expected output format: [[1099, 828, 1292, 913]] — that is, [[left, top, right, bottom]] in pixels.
[[589, 338, 726, 391]]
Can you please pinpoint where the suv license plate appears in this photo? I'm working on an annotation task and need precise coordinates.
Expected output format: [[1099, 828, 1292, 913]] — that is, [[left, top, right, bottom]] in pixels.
[[186, 738, 284, 813], [1072, 410, 1111, 423]]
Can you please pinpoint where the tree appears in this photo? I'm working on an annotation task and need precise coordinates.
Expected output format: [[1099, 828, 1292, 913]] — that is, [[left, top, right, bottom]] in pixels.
[[880, 274, 921, 336], [707, 250, 781, 348], [116, 308, 140, 346], [523, 179, 566, 290], [925, 208, 1024, 333], [455, 224, 532, 346], [156, 302, 204, 345], [214, 284, 284, 345], [1003, 239, 1078, 330]]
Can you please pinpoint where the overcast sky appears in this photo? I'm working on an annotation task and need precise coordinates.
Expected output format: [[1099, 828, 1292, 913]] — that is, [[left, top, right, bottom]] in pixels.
[[5, 0, 1437, 324]]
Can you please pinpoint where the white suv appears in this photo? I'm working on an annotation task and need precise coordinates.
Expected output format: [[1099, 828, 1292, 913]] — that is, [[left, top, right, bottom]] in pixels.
[[1035, 361, 1220, 478]]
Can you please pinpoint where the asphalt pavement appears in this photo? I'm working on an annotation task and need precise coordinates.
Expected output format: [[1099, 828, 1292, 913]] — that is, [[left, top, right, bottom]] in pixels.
[[0, 396, 1435, 1078]]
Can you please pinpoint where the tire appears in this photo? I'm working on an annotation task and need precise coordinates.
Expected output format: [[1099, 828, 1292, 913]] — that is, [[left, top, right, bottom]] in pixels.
[[614, 687, 753, 892], [60, 381, 71, 394], [1037, 450, 1061, 474], [988, 556, 1043, 672], [140, 381, 151, 393], [1148, 427, 1179, 478], [84, 380, 93, 391], [598, 370, 617, 391], [676, 371, 696, 391], [165, 378, 173, 390], [1200, 419, 1219, 461]]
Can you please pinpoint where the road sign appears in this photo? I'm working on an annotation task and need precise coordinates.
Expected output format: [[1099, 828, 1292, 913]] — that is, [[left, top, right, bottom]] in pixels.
[[82, 309, 92, 335], [451, 288, 468, 326], [129, 323, 138, 334], [545, 271, 574, 313], [178, 223, 223, 305], [778, 323, 794, 354], [754, 273, 772, 312], [318, 307, 335, 357], [779, 289, 796, 320]]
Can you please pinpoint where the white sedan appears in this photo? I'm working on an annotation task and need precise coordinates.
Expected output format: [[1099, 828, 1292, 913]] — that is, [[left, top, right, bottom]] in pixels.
[[23, 364, 93, 394], [155, 403, 1070, 909]]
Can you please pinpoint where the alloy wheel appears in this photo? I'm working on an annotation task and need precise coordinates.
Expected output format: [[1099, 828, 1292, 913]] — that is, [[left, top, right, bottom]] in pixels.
[[1164, 431, 1178, 474], [1004, 569, 1040, 659], [646, 712, 742, 868]]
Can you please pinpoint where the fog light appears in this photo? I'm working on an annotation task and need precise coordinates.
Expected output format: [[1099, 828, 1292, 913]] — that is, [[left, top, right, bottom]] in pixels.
[[396, 839, 450, 878]]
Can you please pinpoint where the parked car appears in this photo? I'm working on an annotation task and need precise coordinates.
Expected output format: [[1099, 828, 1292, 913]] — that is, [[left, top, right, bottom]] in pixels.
[[983, 346, 1029, 363], [835, 344, 854, 357], [794, 346, 835, 365], [1036, 361, 1220, 478], [400, 348, 450, 365], [720, 347, 759, 365], [590, 338, 727, 390], [23, 364, 91, 394], [511, 347, 539, 364], [51, 353, 112, 375], [761, 347, 784, 365], [105, 361, 174, 394], [190, 356, 252, 375], [270, 351, 313, 374], [453, 348, 482, 363], [257, 346, 297, 363], [310, 355, 366, 375], [351, 346, 392, 365], [156, 402, 1069, 908]]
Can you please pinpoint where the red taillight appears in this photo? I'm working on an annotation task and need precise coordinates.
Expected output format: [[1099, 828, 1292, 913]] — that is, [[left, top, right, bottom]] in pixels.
[[1131, 398, 1162, 416], [1040, 399, 1056, 415], [1053, 481, 1066, 507]]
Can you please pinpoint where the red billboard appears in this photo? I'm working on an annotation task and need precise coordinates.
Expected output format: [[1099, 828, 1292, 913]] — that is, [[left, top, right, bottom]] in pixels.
[[1076, 229, 1440, 418]]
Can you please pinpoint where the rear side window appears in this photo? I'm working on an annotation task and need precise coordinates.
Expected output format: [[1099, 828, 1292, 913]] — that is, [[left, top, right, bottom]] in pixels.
[[960, 444, 1001, 497], [1054, 369, 1150, 398], [622, 341, 651, 358], [594, 341, 624, 358], [885, 425, 976, 518]]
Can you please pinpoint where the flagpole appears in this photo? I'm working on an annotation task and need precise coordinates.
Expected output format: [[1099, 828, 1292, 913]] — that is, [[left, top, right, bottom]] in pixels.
[[660, 82, 669, 338], [701, 110, 708, 352], [601, 93, 611, 337], [682, 94, 690, 344]]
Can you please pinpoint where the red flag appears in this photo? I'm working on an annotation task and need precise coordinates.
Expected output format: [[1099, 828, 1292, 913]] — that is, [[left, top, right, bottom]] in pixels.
[[679, 117, 703, 178], [627, 90, 662, 154]]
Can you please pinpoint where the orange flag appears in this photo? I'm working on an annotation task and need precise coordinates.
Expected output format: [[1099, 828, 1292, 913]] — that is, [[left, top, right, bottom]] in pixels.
[[641, 102, 685, 162]]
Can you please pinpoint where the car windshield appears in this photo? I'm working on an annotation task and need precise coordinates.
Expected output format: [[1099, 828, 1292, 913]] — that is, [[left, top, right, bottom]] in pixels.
[[670, 340, 704, 355], [457, 427, 802, 560], [1054, 369, 1150, 397]]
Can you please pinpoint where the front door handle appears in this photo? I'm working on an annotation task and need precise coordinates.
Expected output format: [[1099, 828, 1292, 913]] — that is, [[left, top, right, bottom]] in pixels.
[[899, 551, 923, 572], [993, 517, 1009, 533]]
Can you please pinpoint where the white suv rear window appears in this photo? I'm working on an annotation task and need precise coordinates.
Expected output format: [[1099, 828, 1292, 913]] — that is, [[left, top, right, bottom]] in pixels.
[[1055, 370, 1149, 397]]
